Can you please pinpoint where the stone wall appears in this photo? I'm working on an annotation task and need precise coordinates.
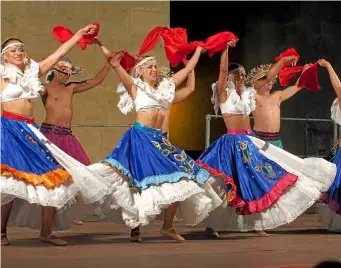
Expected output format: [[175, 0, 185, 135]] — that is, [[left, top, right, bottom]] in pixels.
[[2, 1, 170, 161]]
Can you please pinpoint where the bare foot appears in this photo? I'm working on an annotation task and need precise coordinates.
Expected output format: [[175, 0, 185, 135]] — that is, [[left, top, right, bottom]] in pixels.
[[160, 228, 185, 242], [1, 233, 9, 246], [255, 230, 269, 237], [130, 227, 141, 243], [39, 234, 67, 246], [205, 227, 219, 238]]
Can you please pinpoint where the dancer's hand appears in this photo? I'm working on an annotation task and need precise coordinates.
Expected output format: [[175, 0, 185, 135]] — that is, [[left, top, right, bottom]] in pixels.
[[282, 55, 298, 66], [302, 63, 313, 72], [227, 39, 237, 48], [109, 51, 124, 68], [79, 24, 97, 36], [196, 46, 207, 54], [318, 59, 331, 68]]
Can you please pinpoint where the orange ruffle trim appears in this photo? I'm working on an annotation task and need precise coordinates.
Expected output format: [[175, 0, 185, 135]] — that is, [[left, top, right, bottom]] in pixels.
[[1, 164, 71, 189]]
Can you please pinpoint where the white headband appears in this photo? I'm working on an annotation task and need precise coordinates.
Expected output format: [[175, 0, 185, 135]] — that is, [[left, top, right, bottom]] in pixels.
[[228, 66, 245, 76], [135, 56, 156, 69], [1, 42, 24, 53]]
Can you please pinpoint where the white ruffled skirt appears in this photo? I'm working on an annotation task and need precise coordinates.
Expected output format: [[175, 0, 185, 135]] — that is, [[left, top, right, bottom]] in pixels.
[[1, 118, 111, 231], [88, 163, 223, 229]]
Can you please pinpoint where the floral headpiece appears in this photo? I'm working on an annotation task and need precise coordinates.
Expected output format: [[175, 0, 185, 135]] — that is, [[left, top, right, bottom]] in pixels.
[[53, 57, 85, 76], [158, 66, 174, 78], [45, 57, 85, 83], [246, 63, 278, 84]]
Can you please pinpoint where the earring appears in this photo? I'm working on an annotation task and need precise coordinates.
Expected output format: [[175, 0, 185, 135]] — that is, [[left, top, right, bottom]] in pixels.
[[23, 56, 29, 66]]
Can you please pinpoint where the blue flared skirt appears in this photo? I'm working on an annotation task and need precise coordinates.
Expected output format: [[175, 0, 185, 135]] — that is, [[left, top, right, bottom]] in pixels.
[[197, 130, 298, 215], [1, 115, 70, 184], [101, 122, 212, 190]]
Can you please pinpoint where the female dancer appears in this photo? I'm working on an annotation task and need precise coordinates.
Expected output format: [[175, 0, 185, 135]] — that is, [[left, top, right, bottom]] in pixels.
[[89, 47, 224, 242], [197, 41, 336, 235], [318, 59, 341, 232], [1, 24, 111, 246]]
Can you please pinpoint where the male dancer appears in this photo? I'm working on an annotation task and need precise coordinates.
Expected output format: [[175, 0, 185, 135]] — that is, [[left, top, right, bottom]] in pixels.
[[244, 60, 310, 236], [40, 40, 111, 224], [247, 58, 310, 148]]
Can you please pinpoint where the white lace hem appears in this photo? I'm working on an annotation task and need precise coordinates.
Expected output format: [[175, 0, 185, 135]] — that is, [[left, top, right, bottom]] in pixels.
[[0, 176, 94, 230], [204, 136, 336, 231], [1, 176, 79, 209], [89, 163, 223, 229]]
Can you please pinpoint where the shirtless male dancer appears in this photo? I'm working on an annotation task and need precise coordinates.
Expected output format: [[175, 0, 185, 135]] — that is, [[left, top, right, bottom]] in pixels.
[[247, 57, 310, 149], [40, 39, 111, 224]]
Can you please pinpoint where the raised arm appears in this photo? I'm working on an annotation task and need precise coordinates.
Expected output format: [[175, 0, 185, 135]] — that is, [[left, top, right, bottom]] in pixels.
[[279, 63, 311, 102], [171, 47, 205, 87], [73, 62, 111, 94], [255, 55, 298, 90], [216, 43, 232, 102], [173, 65, 195, 104], [38, 24, 97, 76], [92, 39, 112, 59], [109, 52, 137, 98], [318, 59, 341, 105]]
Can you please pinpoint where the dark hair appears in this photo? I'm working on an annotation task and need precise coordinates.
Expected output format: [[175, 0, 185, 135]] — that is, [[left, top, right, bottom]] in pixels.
[[2, 38, 23, 51], [46, 71, 55, 83], [228, 63, 244, 73]]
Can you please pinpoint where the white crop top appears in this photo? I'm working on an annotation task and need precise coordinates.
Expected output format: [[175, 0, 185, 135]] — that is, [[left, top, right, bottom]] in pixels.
[[117, 77, 175, 114], [0, 60, 43, 103], [211, 81, 256, 116], [331, 98, 341, 125]]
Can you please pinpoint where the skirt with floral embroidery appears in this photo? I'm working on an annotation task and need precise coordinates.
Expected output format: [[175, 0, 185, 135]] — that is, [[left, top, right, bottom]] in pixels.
[[1, 112, 111, 230], [197, 130, 336, 231], [89, 122, 224, 229]]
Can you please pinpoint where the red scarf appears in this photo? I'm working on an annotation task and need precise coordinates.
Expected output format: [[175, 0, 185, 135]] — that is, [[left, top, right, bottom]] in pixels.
[[276, 48, 320, 91]]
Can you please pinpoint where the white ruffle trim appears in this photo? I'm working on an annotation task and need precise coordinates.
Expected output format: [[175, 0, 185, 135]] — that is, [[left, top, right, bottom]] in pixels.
[[0, 60, 44, 99], [116, 76, 175, 115], [204, 136, 336, 231], [225, 81, 256, 116], [89, 163, 223, 229], [210, 80, 256, 116], [319, 204, 341, 233], [331, 98, 341, 125], [1, 176, 79, 209], [0, 177, 94, 231]]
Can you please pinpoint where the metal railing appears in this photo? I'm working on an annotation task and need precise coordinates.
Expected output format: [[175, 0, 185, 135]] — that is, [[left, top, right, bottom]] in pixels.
[[205, 114, 339, 155], [69, 124, 132, 128]]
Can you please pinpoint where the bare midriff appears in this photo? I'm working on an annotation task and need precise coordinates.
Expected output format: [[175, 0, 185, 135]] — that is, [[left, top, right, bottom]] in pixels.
[[222, 113, 251, 131], [136, 109, 167, 129]]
